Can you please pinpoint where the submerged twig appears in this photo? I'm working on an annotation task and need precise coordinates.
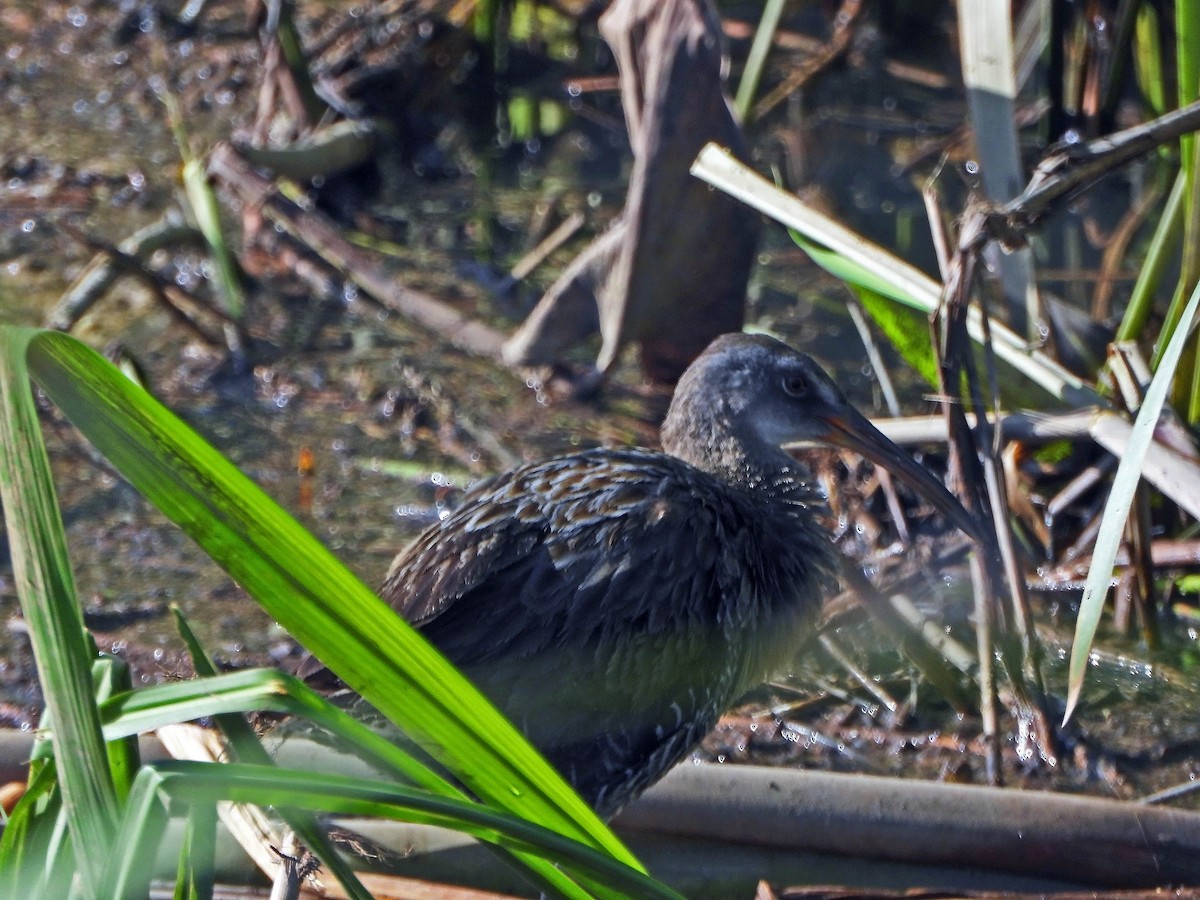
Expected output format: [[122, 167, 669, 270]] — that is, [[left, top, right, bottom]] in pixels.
[[817, 632, 899, 714], [836, 559, 976, 715], [54, 221, 233, 348], [49, 211, 205, 331], [507, 211, 586, 284]]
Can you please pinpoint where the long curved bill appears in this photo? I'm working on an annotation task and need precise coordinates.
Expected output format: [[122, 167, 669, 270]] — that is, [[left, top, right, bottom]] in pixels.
[[819, 405, 983, 543]]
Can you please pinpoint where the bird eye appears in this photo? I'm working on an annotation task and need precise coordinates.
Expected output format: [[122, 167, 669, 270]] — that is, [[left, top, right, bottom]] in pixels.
[[782, 374, 808, 397]]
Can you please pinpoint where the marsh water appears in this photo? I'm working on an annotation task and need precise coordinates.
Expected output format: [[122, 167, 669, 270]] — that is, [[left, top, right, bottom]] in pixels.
[[3, 0, 1200, 813]]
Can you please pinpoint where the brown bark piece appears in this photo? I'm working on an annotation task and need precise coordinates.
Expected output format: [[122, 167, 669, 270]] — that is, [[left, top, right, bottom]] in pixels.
[[504, 0, 761, 383]]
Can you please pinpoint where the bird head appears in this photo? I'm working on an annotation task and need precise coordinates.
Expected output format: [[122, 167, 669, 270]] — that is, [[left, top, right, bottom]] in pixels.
[[663, 332, 982, 542]]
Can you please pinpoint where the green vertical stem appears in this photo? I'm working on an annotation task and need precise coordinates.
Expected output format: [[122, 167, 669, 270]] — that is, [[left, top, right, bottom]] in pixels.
[[1176, 2, 1200, 419], [1179, 1, 1200, 166], [1185, 132, 1200, 421], [274, 1, 326, 125], [735, 0, 786, 123], [1120, 169, 1184, 343], [1129, 483, 1160, 648], [182, 800, 217, 900], [95, 655, 140, 804], [1134, 4, 1166, 115], [475, 0, 496, 44]]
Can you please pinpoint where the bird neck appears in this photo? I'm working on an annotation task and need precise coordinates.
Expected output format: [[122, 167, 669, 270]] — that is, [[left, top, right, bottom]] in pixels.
[[661, 403, 813, 494]]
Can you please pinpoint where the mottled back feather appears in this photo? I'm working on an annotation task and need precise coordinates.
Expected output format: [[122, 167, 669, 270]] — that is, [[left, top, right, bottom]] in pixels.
[[376, 446, 836, 815]]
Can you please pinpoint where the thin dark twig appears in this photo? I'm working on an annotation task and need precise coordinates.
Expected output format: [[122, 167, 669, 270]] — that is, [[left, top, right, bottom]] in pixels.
[[932, 207, 1059, 772], [973, 297, 1055, 759], [931, 213, 1006, 781], [818, 632, 900, 714], [991, 99, 1200, 237], [846, 299, 908, 542], [54, 220, 231, 346], [750, 0, 864, 122]]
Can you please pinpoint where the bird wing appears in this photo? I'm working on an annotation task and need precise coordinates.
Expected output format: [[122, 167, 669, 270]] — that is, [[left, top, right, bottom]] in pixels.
[[382, 447, 736, 665]]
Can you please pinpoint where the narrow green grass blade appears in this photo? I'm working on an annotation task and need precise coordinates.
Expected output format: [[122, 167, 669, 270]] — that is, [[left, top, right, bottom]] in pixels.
[[172, 832, 189, 900], [169, 799, 216, 900], [181, 156, 245, 321], [17, 329, 644, 887], [94, 666, 635, 895], [97, 668, 458, 791], [1117, 169, 1184, 343], [165, 91, 244, 323], [94, 663, 576, 896], [1178, 2, 1200, 161], [1134, 5, 1166, 115], [182, 615, 602, 900], [173, 609, 377, 900], [94, 655, 140, 803], [1064, 280, 1200, 722], [0, 761, 73, 898], [734, 0, 785, 121], [100, 766, 172, 899], [182, 800, 217, 900], [152, 762, 680, 900], [0, 327, 118, 896]]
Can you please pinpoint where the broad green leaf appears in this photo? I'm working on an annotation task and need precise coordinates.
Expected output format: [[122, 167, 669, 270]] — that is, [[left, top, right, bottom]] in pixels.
[[854, 288, 939, 387], [173, 610, 376, 900], [0, 327, 117, 896], [788, 228, 935, 312], [92, 663, 631, 899], [784, 228, 941, 386], [14, 328, 646, 894], [103, 762, 678, 900]]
